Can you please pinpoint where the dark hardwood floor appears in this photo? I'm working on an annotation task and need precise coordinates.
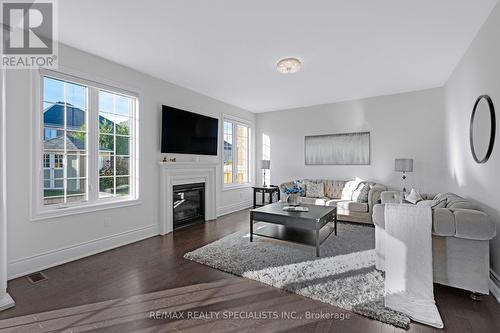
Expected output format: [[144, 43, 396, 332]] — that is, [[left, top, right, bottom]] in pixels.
[[0, 209, 498, 332]]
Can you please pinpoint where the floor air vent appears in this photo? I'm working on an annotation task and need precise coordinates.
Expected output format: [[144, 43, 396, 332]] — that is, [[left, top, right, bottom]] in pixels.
[[26, 272, 48, 284]]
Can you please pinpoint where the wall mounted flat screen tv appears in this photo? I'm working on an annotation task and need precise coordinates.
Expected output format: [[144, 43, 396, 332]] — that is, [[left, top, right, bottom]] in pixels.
[[161, 105, 218, 155]]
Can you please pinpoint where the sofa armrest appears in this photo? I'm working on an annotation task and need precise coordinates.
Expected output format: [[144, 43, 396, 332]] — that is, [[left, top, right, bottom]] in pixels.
[[380, 191, 401, 204], [368, 185, 386, 212], [452, 209, 496, 240], [372, 203, 385, 228]]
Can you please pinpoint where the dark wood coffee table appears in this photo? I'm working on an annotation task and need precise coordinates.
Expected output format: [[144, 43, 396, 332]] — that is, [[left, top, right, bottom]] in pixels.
[[250, 202, 337, 257]]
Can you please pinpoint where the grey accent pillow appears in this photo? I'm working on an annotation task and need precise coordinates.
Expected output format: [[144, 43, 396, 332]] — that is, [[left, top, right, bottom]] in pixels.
[[352, 183, 370, 203], [405, 188, 423, 204], [305, 181, 325, 198]]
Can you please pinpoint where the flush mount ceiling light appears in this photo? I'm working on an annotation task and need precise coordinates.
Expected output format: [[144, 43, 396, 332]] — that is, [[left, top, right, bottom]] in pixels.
[[276, 57, 302, 74]]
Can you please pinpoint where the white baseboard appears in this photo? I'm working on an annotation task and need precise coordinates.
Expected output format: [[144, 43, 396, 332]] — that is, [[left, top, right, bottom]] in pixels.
[[217, 200, 252, 217], [7, 224, 158, 280], [490, 269, 500, 303], [0, 293, 15, 312]]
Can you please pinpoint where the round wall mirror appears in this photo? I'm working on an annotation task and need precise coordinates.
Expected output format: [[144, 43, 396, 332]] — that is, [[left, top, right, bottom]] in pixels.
[[470, 95, 496, 164]]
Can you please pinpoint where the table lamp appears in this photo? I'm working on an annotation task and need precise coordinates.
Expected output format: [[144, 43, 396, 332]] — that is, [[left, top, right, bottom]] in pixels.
[[395, 158, 413, 197], [260, 159, 270, 187]]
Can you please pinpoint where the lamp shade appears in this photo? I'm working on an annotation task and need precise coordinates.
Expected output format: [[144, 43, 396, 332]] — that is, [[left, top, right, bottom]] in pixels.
[[395, 158, 413, 172], [259, 159, 271, 170]]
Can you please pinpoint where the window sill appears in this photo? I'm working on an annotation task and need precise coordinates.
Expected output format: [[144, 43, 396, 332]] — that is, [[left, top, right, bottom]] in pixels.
[[31, 198, 141, 221], [222, 183, 252, 191]]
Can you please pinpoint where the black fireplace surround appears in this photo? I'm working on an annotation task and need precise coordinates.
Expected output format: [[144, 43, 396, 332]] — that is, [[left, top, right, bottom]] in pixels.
[[173, 183, 205, 229]]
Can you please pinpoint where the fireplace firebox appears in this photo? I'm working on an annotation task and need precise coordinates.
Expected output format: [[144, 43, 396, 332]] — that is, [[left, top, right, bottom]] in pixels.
[[173, 183, 205, 229]]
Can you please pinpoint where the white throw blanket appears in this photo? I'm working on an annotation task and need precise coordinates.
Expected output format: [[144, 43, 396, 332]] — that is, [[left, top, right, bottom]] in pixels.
[[384, 204, 444, 329]]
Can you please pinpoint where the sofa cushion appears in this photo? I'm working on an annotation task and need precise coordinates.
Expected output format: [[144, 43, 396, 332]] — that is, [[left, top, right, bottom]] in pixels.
[[341, 177, 364, 200], [337, 201, 369, 213], [324, 180, 345, 199], [300, 197, 327, 206], [325, 198, 348, 207], [304, 181, 325, 198]]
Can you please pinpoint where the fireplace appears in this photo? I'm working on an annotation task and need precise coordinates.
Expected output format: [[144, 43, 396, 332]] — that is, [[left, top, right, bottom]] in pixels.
[[173, 182, 205, 229]]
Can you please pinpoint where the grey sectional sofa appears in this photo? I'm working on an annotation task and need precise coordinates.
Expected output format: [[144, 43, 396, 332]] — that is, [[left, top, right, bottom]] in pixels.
[[373, 191, 496, 294], [279, 179, 387, 224]]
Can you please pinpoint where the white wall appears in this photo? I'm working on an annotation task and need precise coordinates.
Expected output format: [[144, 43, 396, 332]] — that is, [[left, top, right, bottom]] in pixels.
[[4, 44, 255, 278], [255, 88, 446, 193], [444, 2, 500, 277]]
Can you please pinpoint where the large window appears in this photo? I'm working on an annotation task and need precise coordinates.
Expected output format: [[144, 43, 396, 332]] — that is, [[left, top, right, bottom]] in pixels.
[[37, 70, 138, 213], [262, 133, 271, 185], [223, 117, 251, 187]]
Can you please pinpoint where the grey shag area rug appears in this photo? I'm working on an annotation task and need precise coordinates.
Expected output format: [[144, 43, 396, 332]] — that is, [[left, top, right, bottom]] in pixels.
[[184, 222, 411, 329]]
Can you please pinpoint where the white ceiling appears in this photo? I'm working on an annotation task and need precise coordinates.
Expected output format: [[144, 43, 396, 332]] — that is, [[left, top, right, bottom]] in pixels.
[[59, 0, 498, 113]]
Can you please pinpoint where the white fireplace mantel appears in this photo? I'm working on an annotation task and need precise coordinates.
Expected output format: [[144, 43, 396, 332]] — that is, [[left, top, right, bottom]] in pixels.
[[158, 162, 217, 235]]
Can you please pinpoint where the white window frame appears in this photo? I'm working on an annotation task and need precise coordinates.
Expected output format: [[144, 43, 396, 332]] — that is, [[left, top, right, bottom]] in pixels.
[[262, 133, 271, 185], [31, 68, 141, 220], [222, 115, 251, 190]]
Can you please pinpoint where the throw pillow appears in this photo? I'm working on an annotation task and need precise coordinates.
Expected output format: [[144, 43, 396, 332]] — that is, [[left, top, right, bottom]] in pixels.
[[305, 181, 325, 198], [352, 183, 371, 203], [341, 177, 364, 200], [288, 180, 306, 197], [405, 188, 423, 204]]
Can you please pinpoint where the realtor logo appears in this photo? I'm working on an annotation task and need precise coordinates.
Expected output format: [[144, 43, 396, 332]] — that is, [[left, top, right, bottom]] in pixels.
[[1, 0, 58, 68]]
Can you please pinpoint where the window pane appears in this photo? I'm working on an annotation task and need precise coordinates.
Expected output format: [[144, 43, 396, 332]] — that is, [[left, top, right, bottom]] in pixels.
[[116, 156, 129, 176], [99, 116, 114, 134], [114, 95, 131, 117], [66, 178, 87, 203], [66, 131, 86, 151], [99, 177, 115, 198], [42, 76, 89, 206], [43, 169, 50, 188], [116, 119, 130, 136], [99, 153, 114, 176], [99, 91, 114, 114], [223, 121, 233, 184], [116, 176, 129, 196], [65, 82, 86, 110], [67, 154, 86, 178], [116, 136, 129, 155], [99, 134, 114, 152], [236, 125, 248, 184], [43, 103, 64, 128], [54, 179, 64, 188], [44, 190, 64, 205], [66, 104, 86, 131], [43, 77, 64, 104], [99, 91, 131, 117], [44, 130, 65, 153], [44, 127, 64, 142]]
